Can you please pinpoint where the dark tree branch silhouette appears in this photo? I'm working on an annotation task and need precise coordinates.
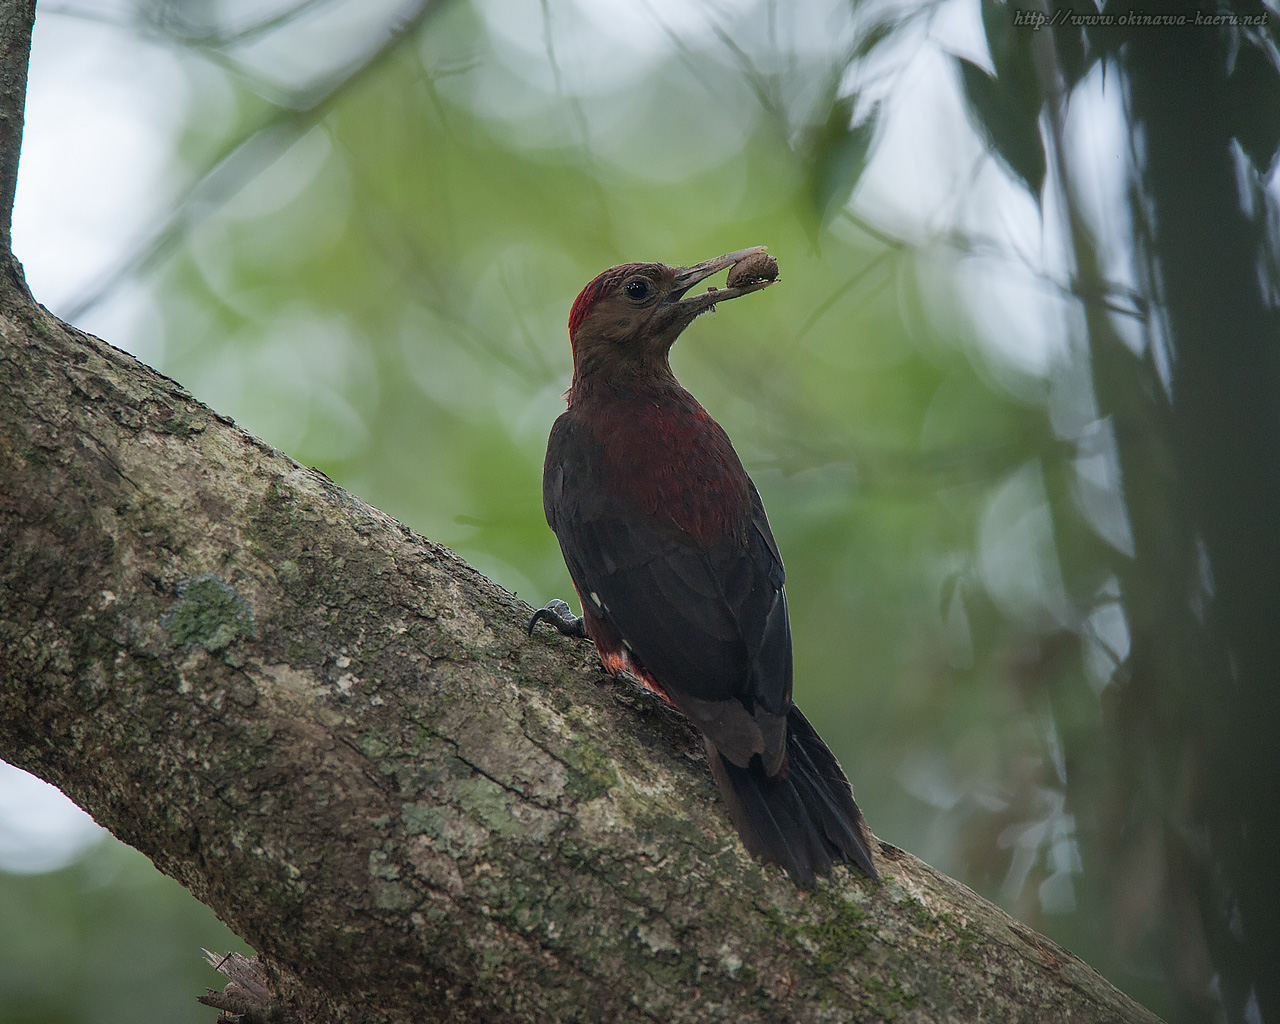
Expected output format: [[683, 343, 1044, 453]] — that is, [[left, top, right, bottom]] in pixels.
[[945, 3, 1280, 1020]]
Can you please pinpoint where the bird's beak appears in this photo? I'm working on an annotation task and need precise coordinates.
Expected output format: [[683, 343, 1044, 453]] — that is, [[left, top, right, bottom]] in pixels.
[[667, 246, 775, 314]]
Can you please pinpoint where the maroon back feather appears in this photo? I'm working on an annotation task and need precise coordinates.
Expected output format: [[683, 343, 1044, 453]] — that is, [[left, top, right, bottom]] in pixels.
[[586, 385, 751, 546]]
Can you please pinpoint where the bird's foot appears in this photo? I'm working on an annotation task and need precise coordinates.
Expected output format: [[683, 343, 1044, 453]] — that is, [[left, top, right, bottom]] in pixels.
[[527, 599, 587, 638]]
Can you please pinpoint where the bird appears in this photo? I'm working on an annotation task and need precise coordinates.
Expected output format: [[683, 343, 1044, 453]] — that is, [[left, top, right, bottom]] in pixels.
[[529, 246, 878, 887]]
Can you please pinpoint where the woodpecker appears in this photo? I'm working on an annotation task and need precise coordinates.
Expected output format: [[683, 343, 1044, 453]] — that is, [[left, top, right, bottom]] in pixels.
[[530, 247, 877, 886]]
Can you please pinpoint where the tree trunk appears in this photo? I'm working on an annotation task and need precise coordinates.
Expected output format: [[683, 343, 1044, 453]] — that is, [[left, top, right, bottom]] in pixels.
[[0, 3, 1162, 1021]]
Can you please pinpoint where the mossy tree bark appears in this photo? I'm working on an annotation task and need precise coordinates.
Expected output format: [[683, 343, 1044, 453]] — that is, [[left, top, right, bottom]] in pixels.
[[0, 3, 1163, 1021]]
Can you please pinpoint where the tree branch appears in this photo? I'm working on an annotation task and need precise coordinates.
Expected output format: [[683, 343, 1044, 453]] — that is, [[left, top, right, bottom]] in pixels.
[[0, 0, 31, 289], [0, 3, 1162, 1021]]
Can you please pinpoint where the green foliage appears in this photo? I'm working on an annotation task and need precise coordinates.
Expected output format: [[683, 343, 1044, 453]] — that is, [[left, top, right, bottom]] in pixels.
[[802, 95, 881, 234], [0, 838, 252, 1024]]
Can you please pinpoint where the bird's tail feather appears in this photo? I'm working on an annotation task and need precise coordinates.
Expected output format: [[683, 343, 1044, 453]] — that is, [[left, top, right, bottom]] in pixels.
[[705, 706, 878, 886]]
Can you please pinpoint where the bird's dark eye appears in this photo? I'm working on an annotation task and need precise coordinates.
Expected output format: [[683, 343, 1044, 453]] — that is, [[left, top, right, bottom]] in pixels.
[[624, 278, 651, 302]]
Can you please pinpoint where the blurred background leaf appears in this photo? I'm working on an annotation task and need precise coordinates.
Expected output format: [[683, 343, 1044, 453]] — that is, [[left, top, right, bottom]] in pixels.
[[802, 93, 881, 233], [0, 828, 251, 1024], [954, 55, 1045, 199]]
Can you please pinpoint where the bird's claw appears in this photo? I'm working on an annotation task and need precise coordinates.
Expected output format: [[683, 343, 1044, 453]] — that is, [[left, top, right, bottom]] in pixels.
[[527, 599, 588, 638]]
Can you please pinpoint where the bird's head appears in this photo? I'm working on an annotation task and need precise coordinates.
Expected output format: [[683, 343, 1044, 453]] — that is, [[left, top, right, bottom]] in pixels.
[[567, 246, 776, 385]]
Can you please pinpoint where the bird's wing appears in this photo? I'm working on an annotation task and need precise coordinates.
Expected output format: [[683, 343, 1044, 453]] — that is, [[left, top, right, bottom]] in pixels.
[[544, 414, 792, 770]]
